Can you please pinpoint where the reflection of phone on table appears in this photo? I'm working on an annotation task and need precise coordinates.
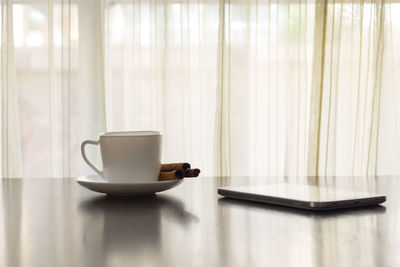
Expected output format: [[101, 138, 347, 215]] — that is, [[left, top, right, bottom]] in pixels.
[[218, 183, 386, 211]]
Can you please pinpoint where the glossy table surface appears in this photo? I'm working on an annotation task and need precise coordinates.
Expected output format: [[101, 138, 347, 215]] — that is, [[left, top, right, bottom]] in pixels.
[[1, 176, 399, 267]]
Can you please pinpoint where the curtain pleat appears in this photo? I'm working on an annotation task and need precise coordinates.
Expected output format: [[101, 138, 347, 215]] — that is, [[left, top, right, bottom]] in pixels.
[[307, 0, 328, 176], [1, 0, 22, 178], [215, 0, 229, 176], [78, 0, 106, 176]]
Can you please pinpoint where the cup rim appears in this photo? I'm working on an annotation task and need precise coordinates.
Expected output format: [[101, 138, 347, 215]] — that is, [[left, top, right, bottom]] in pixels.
[[100, 131, 161, 137]]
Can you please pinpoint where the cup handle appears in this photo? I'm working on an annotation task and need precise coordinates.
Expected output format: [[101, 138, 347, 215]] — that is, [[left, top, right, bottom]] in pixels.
[[81, 140, 103, 177]]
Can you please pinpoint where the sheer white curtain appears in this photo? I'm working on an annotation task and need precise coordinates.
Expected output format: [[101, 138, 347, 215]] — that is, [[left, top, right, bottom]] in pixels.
[[1, 0, 22, 177], [0, 0, 399, 178], [104, 0, 218, 176]]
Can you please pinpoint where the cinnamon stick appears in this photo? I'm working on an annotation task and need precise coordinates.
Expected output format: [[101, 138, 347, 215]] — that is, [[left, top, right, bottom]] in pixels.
[[158, 170, 184, 181], [161, 163, 191, 173], [184, 168, 201, 177]]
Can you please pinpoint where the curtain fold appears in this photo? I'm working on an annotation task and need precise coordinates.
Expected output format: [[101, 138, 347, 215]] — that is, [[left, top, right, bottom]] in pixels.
[[307, 0, 328, 176], [1, 0, 22, 177], [215, 0, 232, 177], [309, 0, 388, 176], [78, 0, 107, 176], [0, 0, 399, 178]]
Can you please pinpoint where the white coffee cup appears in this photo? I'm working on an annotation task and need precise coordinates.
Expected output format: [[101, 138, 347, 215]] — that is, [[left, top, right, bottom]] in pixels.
[[81, 131, 162, 183]]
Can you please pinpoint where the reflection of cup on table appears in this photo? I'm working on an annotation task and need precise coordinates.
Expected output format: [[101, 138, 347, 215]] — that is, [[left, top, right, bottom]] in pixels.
[[81, 131, 161, 183], [79, 195, 199, 264]]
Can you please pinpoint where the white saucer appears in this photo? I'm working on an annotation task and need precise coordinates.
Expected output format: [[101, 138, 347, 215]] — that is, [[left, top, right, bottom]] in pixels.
[[76, 175, 183, 196]]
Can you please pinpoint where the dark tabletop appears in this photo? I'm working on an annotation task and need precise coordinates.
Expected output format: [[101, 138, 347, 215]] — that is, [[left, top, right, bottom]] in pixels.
[[1, 176, 399, 267]]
